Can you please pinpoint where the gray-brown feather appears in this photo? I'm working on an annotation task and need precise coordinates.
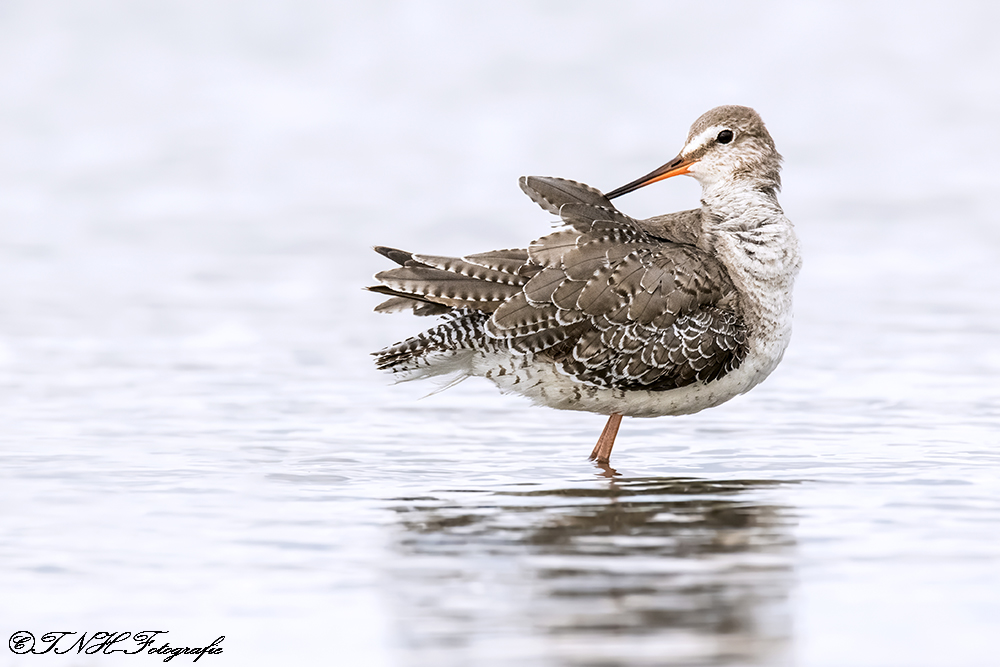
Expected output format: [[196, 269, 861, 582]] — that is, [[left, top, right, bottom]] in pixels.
[[638, 209, 703, 245], [371, 176, 747, 390]]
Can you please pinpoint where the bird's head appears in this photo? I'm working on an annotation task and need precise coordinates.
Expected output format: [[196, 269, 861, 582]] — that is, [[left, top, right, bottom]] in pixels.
[[606, 105, 782, 200]]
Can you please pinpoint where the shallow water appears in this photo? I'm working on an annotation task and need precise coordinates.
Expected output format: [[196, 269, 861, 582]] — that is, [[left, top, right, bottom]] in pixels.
[[2, 2, 1000, 666]]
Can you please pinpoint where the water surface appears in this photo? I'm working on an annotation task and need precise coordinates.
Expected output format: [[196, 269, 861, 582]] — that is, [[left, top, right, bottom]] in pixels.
[[2, 2, 999, 666]]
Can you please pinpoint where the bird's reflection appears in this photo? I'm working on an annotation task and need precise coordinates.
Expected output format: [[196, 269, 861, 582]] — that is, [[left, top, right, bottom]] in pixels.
[[387, 475, 796, 666]]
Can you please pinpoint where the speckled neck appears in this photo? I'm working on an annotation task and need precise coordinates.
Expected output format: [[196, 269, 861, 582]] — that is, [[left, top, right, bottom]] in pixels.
[[701, 185, 801, 342]]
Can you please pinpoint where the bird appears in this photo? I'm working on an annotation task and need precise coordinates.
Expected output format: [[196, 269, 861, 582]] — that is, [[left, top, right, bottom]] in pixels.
[[367, 105, 801, 465]]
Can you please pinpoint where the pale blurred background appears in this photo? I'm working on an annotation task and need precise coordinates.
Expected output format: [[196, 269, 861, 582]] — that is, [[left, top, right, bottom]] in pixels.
[[2, 2, 999, 666]]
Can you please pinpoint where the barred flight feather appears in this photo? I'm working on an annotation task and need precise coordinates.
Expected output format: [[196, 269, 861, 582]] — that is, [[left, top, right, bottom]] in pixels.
[[462, 249, 531, 275]]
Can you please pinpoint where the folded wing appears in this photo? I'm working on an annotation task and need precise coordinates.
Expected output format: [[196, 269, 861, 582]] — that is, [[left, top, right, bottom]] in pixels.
[[371, 176, 747, 390]]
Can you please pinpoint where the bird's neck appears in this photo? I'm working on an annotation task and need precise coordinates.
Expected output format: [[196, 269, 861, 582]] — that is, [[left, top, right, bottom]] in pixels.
[[699, 181, 801, 340], [699, 178, 783, 231]]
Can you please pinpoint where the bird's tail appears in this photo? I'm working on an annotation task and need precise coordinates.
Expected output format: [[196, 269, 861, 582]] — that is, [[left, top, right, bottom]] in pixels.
[[372, 309, 492, 381], [367, 244, 532, 380]]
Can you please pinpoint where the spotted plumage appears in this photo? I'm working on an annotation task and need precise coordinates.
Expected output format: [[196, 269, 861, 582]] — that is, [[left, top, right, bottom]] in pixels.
[[369, 106, 801, 464]]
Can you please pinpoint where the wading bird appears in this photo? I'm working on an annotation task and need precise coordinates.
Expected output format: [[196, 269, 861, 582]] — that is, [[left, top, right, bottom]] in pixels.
[[368, 106, 800, 465]]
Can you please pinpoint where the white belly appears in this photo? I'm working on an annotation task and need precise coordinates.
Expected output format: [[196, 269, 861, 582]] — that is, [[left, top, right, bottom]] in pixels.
[[471, 332, 790, 418]]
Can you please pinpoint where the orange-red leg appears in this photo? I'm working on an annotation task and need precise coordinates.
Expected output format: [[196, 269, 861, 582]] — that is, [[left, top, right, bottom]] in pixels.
[[588, 413, 622, 463]]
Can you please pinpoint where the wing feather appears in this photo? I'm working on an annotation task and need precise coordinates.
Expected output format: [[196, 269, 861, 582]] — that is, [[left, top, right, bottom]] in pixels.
[[372, 175, 748, 390]]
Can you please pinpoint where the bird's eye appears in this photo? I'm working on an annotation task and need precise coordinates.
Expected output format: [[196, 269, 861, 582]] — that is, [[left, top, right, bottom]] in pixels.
[[716, 129, 734, 144]]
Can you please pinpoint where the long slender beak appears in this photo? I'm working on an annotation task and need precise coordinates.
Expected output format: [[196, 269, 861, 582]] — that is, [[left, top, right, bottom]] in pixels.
[[605, 154, 696, 200]]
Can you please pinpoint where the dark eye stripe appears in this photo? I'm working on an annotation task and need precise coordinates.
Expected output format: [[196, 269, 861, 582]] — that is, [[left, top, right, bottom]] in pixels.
[[717, 130, 734, 144]]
